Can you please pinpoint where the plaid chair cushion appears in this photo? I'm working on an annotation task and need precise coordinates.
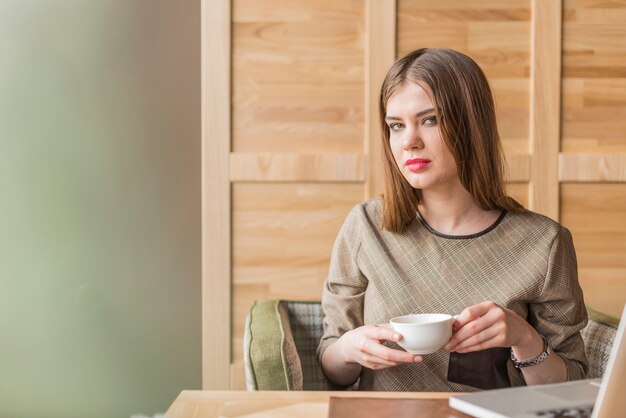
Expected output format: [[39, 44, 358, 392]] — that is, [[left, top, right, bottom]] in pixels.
[[580, 306, 619, 379], [284, 301, 355, 390]]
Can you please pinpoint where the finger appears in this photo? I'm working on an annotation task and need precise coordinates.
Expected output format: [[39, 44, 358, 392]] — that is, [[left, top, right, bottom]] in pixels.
[[366, 341, 422, 364], [446, 305, 507, 351], [454, 333, 504, 354], [446, 306, 503, 350], [454, 301, 499, 330], [373, 323, 400, 344], [359, 348, 421, 369], [364, 324, 402, 343], [445, 318, 490, 350], [357, 344, 422, 370], [448, 325, 501, 352], [357, 334, 419, 363], [362, 355, 422, 369], [359, 353, 401, 368]]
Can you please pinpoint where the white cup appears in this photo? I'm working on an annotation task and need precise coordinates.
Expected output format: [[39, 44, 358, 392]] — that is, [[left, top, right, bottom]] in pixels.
[[389, 313, 455, 355]]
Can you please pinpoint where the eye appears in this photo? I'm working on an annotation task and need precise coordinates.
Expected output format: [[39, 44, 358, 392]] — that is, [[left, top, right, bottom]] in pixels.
[[422, 116, 437, 127], [388, 122, 404, 132]]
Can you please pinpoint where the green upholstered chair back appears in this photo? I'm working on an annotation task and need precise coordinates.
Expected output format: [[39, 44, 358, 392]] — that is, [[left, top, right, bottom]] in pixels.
[[243, 299, 353, 391], [243, 300, 619, 390]]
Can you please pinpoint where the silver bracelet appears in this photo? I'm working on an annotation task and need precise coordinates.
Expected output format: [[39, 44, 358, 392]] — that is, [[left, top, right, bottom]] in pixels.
[[511, 335, 551, 369]]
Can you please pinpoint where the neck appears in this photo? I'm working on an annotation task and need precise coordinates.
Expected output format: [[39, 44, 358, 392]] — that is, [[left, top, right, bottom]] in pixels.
[[418, 186, 500, 236]]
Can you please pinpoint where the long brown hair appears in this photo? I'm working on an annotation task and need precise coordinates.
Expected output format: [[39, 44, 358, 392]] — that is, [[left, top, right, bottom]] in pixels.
[[379, 48, 523, 233]]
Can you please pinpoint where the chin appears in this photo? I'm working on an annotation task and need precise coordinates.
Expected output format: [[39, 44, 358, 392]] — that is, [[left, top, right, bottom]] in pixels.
[[402, 174, 431, 190], [403, 179, 430, 190]]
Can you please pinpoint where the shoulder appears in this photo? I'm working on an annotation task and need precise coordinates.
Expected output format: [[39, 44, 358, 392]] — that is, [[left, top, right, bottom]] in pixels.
[[336, 198, 385, 239], [346, 197, 384, 230], [504, 209, 569, 242]]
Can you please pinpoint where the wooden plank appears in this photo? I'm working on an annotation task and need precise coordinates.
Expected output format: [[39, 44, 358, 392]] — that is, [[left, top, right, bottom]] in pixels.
[[365, 0, 396, 199], [562, 0, 626, 152], [563, 23, 626, 53], [561, 108, 626, 152], [397, 0, 530, 11], [167, 390, 454, 418], [492, 79, 531, 154], [202, 0, 231, 390], [231, 0, 365, 154], [468, 22, 530, 51], [529, 0, 562, 221], [230, 152, 366, 182], [561, 183, 626, 318], [506, 183, 530, 208], [579, 268, 626, 318], [559, 153, 626, 182], [560, 183, 626, 234], [230, 362, 247, 391], [505, 153, 531, 182]]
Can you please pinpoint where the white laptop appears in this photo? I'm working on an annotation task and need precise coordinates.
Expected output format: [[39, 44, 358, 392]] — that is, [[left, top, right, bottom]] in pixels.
[[449, 304, 626, 418]]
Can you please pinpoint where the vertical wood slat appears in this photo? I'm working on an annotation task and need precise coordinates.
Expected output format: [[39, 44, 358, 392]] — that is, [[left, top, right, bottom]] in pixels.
[[530, 0, 562, 221], [365, 0, 397, 199], [202, 0, 231, 389]]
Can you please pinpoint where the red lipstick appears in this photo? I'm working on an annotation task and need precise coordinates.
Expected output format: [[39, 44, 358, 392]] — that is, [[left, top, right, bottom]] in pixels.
[[405, 158, 431, 172]]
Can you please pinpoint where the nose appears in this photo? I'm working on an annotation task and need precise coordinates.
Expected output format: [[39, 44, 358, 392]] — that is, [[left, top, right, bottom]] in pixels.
[[402, 128, 424, 150]]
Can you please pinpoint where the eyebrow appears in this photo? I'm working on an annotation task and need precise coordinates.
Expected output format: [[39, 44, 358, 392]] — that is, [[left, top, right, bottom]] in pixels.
[[385, 108, 436, 121]]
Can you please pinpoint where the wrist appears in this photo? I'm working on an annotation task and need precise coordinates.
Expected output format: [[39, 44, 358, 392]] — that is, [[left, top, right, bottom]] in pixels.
[[338, 332, 357, 365], [511, 327, 543, 360], [511, 331, 550, 369]]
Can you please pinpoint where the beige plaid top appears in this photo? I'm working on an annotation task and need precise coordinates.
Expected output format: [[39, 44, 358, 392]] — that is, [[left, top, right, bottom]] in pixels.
[[317, 198, 588, 392]]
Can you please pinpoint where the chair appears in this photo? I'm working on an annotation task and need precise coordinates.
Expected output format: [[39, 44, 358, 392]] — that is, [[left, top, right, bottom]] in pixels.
[[243, 299, 619, 390], [580, 306, 620, 378], [243, 299, 348, 390]]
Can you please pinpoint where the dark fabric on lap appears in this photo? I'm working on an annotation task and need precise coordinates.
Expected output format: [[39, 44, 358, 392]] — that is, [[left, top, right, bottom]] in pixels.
[[447, 348, 512, 390]]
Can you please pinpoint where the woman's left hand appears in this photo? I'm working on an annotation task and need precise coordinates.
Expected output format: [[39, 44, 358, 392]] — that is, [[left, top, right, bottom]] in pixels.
[[444, 301, 538, 353]]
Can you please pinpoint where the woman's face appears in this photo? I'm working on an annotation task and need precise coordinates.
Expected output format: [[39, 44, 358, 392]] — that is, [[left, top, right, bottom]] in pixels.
[[385, 81, 460, 193]]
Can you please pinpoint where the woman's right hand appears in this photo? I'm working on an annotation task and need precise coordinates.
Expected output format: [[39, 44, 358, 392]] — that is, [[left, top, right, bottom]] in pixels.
[[338, 324, 423, 370]]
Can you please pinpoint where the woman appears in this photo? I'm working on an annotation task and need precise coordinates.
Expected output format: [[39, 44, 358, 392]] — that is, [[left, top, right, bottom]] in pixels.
[[317, 48, 588, 392]]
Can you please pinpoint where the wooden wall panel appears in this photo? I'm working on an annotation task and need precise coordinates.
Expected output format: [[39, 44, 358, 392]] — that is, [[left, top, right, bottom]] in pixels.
[[397, 0, 532, 154], [560, 0, 626, 317], [561, 184, 626, 317], [232, 0, 365, 153], [562, 0, 626, 151]]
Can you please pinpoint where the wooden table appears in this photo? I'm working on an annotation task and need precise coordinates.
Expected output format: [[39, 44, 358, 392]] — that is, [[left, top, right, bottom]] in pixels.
[[166, 390, 471, 418]]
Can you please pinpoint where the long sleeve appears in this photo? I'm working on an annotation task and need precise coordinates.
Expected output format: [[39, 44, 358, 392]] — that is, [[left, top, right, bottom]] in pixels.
[[316, 206, 368, 364], [528, 226, 589, 381]]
